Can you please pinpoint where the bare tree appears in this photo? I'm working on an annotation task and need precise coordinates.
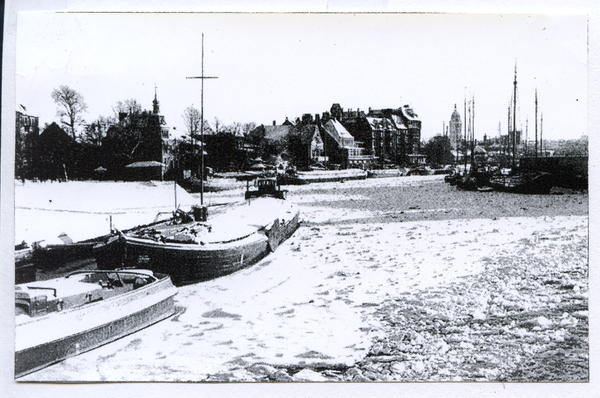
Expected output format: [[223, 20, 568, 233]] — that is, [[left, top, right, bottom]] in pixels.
[[228, 122, 243, 136], [112, 99, 143, 120], [213, 117, 223, 135], [202, 120, 214, 136], [243, 122, 257, 136], [51, 85, 88, 139], [182, 106, 201, 140], [81, 115, 115, 146]]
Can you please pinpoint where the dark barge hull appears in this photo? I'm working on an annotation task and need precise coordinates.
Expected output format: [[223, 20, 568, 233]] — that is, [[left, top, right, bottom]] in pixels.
[[32, 241, 100, 270], [488, 172, 555, 194], [97, 210, 300, 285]]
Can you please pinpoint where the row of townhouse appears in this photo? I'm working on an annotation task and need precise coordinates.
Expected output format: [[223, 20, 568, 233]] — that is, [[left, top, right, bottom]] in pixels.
[[252, 103, 424, 170]]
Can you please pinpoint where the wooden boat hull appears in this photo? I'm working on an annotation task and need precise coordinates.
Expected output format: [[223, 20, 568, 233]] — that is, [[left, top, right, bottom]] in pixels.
[[15, 272, 177, 378], [32, 241, 99, 270], [295, 169, 368, 184], [96, 200, 300, 285], [121, 232, 271, 284], [488, 172, 554, 194], [15, 242, 100, 284], [180, 177, 244, 193]]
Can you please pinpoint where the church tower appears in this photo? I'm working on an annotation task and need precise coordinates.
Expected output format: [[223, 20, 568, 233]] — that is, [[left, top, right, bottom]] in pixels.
[[153, 86, 160, 114], [449, 104, 462, 149]]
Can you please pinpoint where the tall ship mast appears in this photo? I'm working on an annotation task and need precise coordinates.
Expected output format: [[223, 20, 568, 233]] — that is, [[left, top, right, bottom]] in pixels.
[[186, 33, 218, 211], [512, 63, 517, 168], [535, 88, 538, 159]]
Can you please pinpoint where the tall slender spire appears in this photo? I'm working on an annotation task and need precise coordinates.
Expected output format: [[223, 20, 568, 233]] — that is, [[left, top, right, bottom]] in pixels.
[[153, 84, 160, 114]]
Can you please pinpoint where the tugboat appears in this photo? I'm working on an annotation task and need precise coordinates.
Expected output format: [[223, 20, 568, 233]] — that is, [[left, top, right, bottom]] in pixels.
[[244, 176, 287, 200]]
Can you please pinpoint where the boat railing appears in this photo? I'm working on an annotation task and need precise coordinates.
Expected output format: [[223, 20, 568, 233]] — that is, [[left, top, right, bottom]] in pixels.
[[23, 286, 57, 297], [66, 269, 158, 282]]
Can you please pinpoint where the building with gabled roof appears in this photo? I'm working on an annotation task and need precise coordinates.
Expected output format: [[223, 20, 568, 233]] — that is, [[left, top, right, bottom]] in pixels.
[[322, 119, 356, 148], [250, 120, 325, 170], [319, 118, 372, 168], [366, 105, 422, 165], [325, 103, 422, 166], [264, 124, 294, 146]]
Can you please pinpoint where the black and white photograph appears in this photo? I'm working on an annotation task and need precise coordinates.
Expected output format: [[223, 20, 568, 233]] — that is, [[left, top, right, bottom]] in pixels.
[[2, 1, 596, 395]]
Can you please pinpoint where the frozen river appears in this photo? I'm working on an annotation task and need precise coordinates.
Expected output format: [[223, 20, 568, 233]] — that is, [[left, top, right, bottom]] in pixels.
[[14, 176, 589, 382]]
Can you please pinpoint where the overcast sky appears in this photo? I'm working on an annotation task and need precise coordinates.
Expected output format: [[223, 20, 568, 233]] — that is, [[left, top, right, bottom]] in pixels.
[[16, 12, 587, 141]]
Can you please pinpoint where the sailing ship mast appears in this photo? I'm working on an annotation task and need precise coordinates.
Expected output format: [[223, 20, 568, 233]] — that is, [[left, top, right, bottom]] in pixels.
[[507, 104, 511, 159], [512, 63, 517, 168], [471, 94, 475, 166], [498, 122, 502, 156], [467, 99, 471, 167], [525, 118, 528, 153], [541, 113, 544, 157], [187, 33, 218, 210], [535, 88, 538, 159], [464, 96, 467, 170]]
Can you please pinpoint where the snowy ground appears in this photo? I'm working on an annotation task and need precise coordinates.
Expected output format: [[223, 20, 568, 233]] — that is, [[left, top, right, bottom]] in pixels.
[[14, 180, 198, 245], [15, 176, 589, 382]]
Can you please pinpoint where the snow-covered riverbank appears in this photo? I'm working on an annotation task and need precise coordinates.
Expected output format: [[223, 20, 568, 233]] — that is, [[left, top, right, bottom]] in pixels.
[[14, 180, 198, 245]]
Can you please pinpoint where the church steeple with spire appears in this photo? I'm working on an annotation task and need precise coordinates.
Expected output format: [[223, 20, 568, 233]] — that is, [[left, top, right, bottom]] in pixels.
[[153, 85, 160, 114]]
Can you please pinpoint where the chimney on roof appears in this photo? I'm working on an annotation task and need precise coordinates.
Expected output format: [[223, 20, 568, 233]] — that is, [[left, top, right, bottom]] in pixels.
[[273, 120, 276, 126]]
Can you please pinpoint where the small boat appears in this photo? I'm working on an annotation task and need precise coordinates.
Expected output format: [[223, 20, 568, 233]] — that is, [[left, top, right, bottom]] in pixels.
[[180, 176, 245, 193], [244, 176, 287, 199], [15, 269, 177, 378], [488, 171, 554, 194], [455, 168, 491, 191], [294, 169, 368, 184], [276, 171, 309, 186], [444, 172, 461, 185], [94, 197, 300, 285]]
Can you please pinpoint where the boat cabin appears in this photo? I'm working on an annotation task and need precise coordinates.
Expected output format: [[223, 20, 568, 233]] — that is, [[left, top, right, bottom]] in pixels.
[[245, 177, 287, 199], [15, 270, 158, 317]]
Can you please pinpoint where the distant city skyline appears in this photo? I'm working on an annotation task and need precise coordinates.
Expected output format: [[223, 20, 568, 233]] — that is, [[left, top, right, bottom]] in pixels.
[[16, 13, 587, 142]]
